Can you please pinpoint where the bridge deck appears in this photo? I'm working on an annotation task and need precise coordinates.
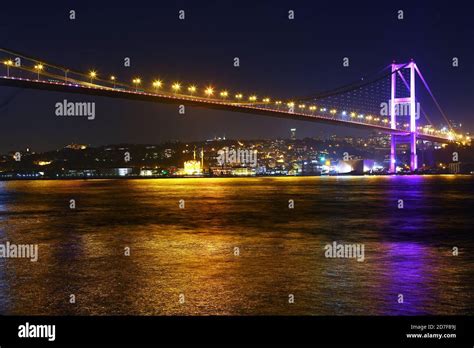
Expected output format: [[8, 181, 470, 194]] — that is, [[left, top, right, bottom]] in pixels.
[[0, 76, 450, 143]]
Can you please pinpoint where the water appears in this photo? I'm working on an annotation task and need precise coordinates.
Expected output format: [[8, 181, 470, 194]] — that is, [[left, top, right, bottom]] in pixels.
[[0, 176, 473, 315]]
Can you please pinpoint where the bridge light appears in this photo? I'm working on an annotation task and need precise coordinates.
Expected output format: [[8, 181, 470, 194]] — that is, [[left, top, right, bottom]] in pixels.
[[248, 95, 257, 101], [153, 80, 163, 90], [298, 104, 306, 109], [172, 82, 181, 93], [350, 112, 356, 118], [109, 75, 116, 88], [287, 102, 294, 107], [34, 64, 43, 80], [235, 93, 243, 100], [330, 109, 337, 114], [275, 100, 282, 105], [133, 78, 141, 91], [220, 90, 228, 98], [3, 59, 13, 76], [341, 111, 347, 116], [205, 86, 214, 97], [187, 85, 196, 94], [262, 97, 270, 103], [89, 71, 97, 83]]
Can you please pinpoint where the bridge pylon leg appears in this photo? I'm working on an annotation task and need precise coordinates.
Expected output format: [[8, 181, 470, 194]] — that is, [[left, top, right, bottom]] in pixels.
[[410, 132, 417, 172], [390, 136, 396, 173]]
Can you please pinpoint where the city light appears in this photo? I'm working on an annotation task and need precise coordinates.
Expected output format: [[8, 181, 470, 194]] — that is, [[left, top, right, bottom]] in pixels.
[[110, 75, 116, 88], [188, 85, 196, 94], [235, 93, 243, 100], [220, 90, 228, 98], [248, 95, 257, 101]]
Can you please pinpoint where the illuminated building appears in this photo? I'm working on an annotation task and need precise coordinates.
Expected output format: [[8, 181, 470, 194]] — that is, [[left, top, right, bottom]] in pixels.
[[65, 143, 87, 150], [183, 148, 203, 175]]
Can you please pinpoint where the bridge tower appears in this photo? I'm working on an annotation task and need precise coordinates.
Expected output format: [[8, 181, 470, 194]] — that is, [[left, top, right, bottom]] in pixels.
[[390, 61, 418, 173]]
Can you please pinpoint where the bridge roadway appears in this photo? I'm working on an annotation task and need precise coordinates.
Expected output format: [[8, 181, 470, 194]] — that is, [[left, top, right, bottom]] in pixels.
[[0, 76, 449, 144]]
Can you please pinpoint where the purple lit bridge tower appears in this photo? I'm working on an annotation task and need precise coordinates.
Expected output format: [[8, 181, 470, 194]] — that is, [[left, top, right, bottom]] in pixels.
[[390, 61, 418, 173]]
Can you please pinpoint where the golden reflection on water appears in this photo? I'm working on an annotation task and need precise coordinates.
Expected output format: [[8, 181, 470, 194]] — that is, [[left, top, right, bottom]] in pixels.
[[0, 177, 473, 315]]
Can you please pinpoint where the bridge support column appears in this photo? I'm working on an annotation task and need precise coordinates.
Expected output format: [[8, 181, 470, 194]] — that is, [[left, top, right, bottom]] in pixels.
[[390, 136, 396, 173], [410, 132, 417, 171]]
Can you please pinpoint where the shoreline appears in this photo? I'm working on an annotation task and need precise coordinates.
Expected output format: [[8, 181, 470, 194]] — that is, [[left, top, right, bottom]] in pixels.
[[0, 173, 470, 182]]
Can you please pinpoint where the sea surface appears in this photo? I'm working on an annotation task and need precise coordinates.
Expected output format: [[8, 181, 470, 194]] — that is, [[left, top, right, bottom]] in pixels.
[[0, 176, 473, 315]]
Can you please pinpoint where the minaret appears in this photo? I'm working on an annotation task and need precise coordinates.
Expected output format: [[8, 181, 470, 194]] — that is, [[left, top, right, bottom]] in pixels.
[[201, 147, 204, 168]]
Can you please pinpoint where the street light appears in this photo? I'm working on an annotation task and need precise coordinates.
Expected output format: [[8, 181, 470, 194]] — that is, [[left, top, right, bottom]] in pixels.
[[205, 86, 214, 97], [89, 71, 97, 83], [132, 78, 141, 91], [235, 93, 243, 100], [152, 80, 163, 91], [34, 64, 43, 80], [220, 90, 228, 99], [3, 60, 13, 77], [172, 82, 181, 93], [110, 75, 116, 88], [248, 95, 257, 101], [187, 85, 196, 94]]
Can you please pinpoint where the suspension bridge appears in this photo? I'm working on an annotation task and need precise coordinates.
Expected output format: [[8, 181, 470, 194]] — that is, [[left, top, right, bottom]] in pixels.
[[0, 48, 470, 172]]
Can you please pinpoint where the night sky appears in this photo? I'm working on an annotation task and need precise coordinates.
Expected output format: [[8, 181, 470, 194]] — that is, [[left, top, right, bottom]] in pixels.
[[0, 0, 472, 153]]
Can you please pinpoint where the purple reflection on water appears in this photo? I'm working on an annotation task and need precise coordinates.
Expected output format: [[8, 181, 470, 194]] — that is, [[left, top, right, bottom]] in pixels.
[[381, 242, 433, 315]]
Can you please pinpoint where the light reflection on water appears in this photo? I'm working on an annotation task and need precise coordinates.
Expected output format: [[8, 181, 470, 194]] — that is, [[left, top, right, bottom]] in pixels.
[[0, 176, 472, 315]]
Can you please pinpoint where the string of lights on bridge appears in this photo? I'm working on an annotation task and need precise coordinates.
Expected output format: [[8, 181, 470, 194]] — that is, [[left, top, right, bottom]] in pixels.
[[1, 54, 470, 145]]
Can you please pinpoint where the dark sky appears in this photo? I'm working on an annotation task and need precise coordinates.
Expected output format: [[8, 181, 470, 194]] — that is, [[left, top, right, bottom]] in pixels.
[[0, 0, 472, 153]]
